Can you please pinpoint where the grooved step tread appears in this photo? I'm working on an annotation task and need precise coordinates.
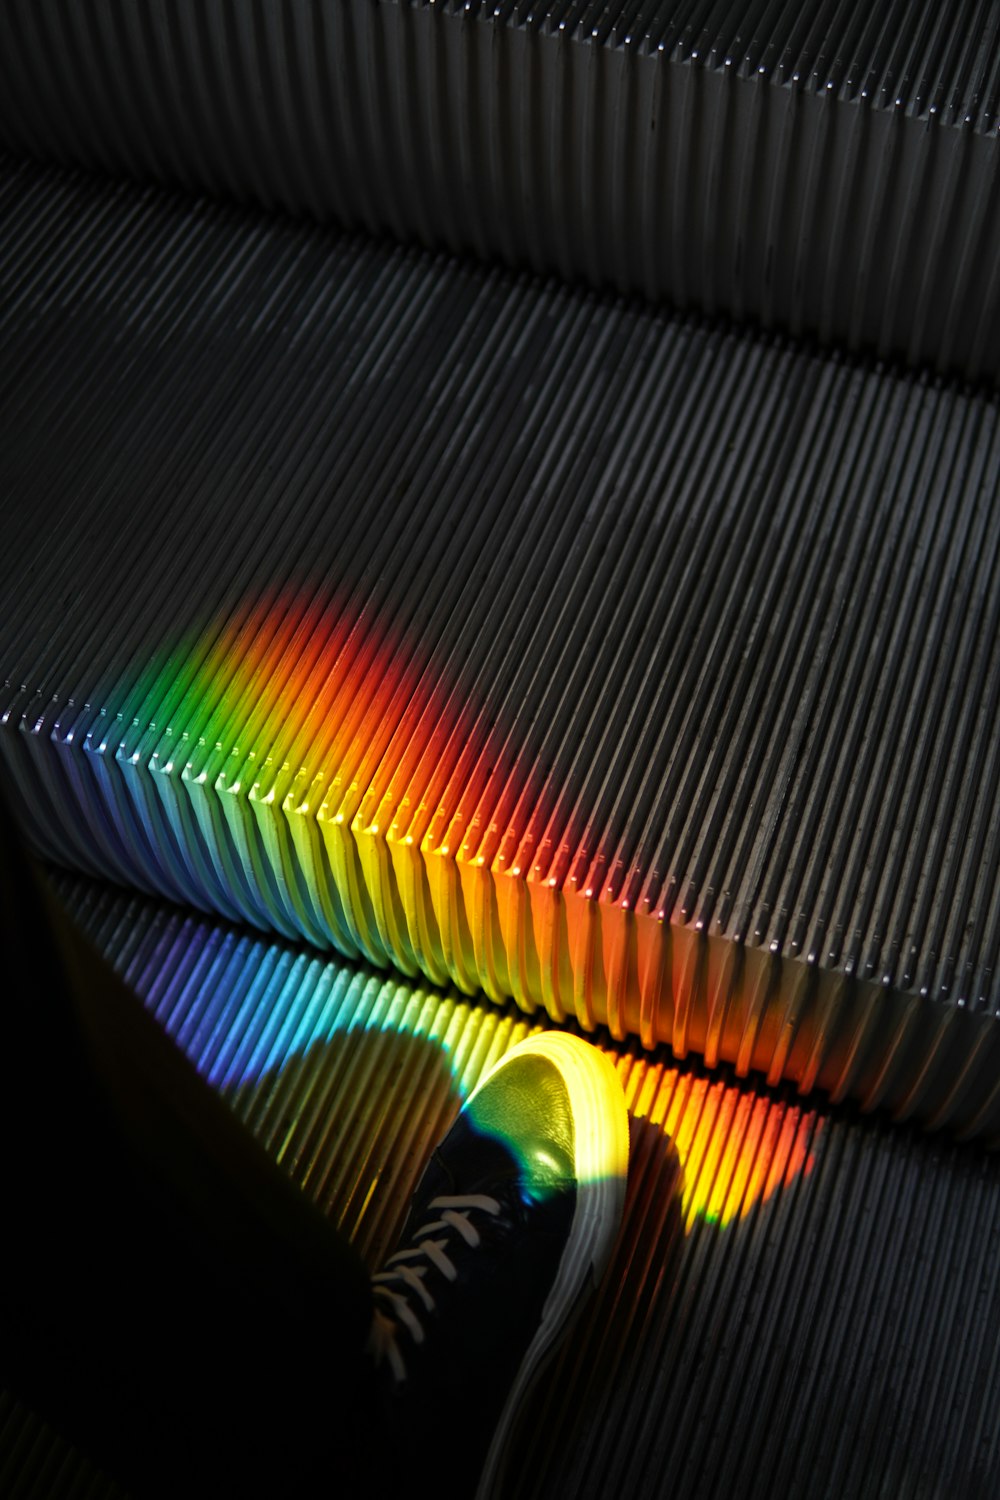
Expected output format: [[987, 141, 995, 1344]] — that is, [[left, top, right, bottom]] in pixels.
[[4, 157, 1000, 1135]]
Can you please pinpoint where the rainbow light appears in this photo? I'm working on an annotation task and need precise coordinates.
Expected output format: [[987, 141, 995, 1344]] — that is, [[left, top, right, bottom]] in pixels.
[[78, 585, 479, 965], [41, 586, 832, 1104], [109, 898, 819, 1238], [619, 1057, 819, 1230]]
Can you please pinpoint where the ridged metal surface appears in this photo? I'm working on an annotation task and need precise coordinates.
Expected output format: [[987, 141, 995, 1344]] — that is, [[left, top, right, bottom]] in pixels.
[[5, 875, 999, 1499], [0, 1, 998, 378], [0, 1390, 126, 1500], [3, 157, 1000, 1137]]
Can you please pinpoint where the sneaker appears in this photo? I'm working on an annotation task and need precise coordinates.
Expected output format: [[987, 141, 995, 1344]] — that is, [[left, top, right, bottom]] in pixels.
[[367, 1029, 630, 1498]]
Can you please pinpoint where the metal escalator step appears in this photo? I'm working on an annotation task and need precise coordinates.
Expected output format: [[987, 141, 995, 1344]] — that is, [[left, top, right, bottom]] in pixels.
[[3, 157, 1000, 1136], [0, 1389, 126, 1500], [4, 871, 996, 1500], [0, 0, 998, 379]]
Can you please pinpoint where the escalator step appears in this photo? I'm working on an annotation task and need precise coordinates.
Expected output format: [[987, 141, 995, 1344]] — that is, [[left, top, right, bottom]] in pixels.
[[4, 157, 1000, 1135], [1, 0, 998, 378], [4, 872, 995, 1500]]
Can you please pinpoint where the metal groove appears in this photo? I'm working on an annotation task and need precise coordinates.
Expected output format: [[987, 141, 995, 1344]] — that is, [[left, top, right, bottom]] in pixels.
[[8, 874, 991, 1500], [4, 158, 1000, 1135], [0, 1, 998, 377]]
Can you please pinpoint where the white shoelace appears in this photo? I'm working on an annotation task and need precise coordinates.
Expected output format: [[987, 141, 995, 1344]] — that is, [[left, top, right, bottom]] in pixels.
[[369, 1193, 502, 1382]]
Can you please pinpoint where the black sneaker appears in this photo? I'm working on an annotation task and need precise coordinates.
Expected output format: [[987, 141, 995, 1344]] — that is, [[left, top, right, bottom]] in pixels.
[[367, 1030, 630, 1498]]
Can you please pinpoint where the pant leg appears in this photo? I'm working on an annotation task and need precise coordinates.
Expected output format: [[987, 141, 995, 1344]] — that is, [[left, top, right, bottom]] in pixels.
[[0, 785, 387, 1496]]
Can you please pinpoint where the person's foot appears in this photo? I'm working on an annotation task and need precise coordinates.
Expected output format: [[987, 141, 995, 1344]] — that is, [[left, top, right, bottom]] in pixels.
[[367, 1029, 630, 1498]]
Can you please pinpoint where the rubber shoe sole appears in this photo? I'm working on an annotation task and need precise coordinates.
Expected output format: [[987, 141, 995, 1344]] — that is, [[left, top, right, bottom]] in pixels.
[[473, 1030, 630, 1499]]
